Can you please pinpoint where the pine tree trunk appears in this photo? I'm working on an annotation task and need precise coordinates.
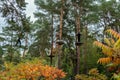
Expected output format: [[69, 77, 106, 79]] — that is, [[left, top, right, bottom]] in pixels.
[[83, 26, 88, 73], [57, 0, 64, 69], [76, 16, 80, 74], [74, 1, 83, 75], [23, 32, 28, 57], [50, 14, 54, 66], [10, 32, 13, 62]]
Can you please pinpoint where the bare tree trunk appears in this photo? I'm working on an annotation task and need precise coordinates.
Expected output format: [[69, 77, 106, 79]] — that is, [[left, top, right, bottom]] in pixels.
[[57, 0, 64, 69], [23, 32, 28, 57], [83, 26, 88, 73], [49, 14, 54, 66], [74, 1, 83, 75], [10, 31, 14, 62], [76, 16, 81, 74]]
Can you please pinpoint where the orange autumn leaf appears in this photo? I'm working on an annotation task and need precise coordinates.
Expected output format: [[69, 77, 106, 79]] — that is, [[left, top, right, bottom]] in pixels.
[[0, 59, 66, 80]]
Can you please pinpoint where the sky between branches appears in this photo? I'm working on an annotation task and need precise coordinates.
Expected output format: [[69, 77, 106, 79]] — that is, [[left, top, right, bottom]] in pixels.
[[0, 0, 36, 32]]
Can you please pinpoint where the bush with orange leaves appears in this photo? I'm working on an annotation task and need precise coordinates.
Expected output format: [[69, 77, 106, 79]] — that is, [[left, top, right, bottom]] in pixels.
[[0, 58, 66, 80]]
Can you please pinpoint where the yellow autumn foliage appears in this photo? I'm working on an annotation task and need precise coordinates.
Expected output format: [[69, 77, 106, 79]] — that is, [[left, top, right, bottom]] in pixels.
[[104, 38, 111, 47], [0, 59, 66, 80], [93, 41, 113, 56], [106, 29, 120, 39], [97, 57, 112, 64], [94, 29, 120, 66], [75, 68, 107, 80]]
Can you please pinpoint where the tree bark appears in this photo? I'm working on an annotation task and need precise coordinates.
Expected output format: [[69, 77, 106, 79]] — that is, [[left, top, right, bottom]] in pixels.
[[50, 14, 54, 66], [74, 1, 83, 75], [83, 26, 88, 73], [57, 0, 64, 69], [23, 32, 28, 57]]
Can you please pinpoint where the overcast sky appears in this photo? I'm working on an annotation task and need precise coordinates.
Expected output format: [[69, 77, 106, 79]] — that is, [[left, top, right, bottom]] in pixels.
[[0, 0, 36, 32], [25, 0, 36, 21]]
